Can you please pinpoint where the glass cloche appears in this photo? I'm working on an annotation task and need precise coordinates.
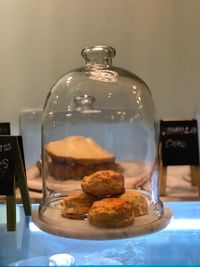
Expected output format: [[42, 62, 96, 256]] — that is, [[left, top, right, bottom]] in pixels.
[[38, 45, 164, 234]]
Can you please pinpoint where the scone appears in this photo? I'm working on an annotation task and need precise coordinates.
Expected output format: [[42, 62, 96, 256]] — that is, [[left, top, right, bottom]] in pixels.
[[88, 198, 134, 228], [119, 191, 148, 217], [81, 170, 125, 198], [60, 191, 97, 219], [45, 136, 119, 179]]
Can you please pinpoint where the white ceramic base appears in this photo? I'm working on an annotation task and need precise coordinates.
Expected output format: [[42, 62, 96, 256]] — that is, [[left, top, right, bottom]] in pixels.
[[32, 206, 173, 240]]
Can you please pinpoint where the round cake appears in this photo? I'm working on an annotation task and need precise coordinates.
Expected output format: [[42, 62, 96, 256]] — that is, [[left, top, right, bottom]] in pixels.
[[88, 198, 134, 228], [45, 136, 118, 179]]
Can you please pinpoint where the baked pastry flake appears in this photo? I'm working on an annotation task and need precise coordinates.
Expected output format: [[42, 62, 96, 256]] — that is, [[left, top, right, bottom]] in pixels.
[[60, 191, 97, 219], [81, 170, 125, 198], [119, 190, 148, 217], [88, 198, 135, 228]]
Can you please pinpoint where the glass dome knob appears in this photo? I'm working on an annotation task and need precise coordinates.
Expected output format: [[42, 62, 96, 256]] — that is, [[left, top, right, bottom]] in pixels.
[[81, 46, 116, 66]]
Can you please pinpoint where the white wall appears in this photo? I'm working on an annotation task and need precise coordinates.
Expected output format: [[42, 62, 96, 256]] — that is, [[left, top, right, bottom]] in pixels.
[[1, 0, 200, 134]]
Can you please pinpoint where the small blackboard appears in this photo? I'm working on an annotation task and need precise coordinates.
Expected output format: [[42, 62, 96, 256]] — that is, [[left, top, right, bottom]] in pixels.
[[0, 122, 10, 135], [160, 120, 199, 166], [0, 125, 31, 231], [0, 136, 16, 195]]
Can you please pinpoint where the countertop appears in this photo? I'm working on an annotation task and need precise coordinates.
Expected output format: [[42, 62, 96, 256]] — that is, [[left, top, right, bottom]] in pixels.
[[0, 202, 200, 266]]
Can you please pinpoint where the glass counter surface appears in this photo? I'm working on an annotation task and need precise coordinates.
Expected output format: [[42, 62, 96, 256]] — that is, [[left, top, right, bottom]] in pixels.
[[0, 202, 199, 266]]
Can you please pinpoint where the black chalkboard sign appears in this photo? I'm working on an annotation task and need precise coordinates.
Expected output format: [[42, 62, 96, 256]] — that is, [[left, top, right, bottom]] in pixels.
[[0, 122, 10, 135], [160, 120, 199, 166], [0, 136, 16, 195], [0, 131, 31, 231]]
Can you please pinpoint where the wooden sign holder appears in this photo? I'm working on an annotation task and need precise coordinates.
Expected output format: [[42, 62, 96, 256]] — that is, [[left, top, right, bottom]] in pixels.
[[159, 143, 200, 196], [190, 165, 200, 195], [1, 136, 31, 231], [159, 143, 167, 196], [159, 119, 200, 197]]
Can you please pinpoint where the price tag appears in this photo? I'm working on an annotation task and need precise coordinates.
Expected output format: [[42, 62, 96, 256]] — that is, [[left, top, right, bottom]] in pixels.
[[160, 120, 199, 166]]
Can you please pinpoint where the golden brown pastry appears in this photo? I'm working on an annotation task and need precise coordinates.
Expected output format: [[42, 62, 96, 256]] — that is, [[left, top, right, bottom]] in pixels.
[[88, 198, 135, 228], [81, 170, 125, 198], [60, 191, 97, 219], [45, 136, 119, 179], [119, 190, 148, 217]]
